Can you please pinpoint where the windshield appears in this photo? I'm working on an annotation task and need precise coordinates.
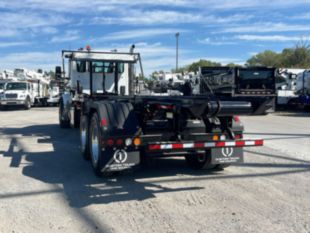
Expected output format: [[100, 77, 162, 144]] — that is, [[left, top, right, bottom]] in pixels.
[[5, 83, 27, 90], [92, 62, 124, 73], [0, 83, 5, 89]]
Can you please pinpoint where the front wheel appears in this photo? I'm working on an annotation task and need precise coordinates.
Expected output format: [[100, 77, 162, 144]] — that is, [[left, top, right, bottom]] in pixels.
[[24, 97, 31, 110]]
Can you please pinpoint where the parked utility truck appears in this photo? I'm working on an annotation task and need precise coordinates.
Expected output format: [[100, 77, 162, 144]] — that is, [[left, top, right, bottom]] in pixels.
[[57, 46, 276, 177], [0, 81, 35, 109]]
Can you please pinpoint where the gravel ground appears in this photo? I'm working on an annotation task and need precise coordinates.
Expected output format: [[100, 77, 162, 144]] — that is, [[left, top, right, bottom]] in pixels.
[[0, 107, 309, 233]]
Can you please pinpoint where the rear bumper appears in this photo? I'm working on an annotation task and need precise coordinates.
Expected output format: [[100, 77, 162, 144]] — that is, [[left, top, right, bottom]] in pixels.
[[147, 139, 263, 151]]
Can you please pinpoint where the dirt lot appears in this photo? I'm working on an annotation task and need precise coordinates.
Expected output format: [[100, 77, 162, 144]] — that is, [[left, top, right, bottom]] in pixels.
[[0, 107, 309, 233]]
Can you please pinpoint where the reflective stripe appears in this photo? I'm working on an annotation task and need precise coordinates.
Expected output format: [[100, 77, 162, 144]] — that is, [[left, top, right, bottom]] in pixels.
[[172, 144, 183, 149], [225, 141, 236, 147], [245, 141, 255, 146], [148, 139, 263, 151], [204, 142, 216, 148], [183, 143, 194, 148], [161, 144, 172, 149]]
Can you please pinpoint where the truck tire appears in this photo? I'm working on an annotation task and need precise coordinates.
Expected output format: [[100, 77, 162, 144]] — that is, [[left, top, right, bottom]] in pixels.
[[24, 97, 31, 110], [80, 114, 90, 160], [74, 107, 80, 128], [185, 150, 216, 170], [89, 112, 106, 177], [59, 101, 70, 128]]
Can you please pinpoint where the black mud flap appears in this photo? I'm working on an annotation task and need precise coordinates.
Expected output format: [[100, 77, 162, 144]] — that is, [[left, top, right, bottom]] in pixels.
[[211, 147, 243, 164], [101, 149, 140, 172]]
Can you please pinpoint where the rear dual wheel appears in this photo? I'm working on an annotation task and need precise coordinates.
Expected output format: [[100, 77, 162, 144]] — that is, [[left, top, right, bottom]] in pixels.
[[185, 151, 230, 170], [80, 115, 90, 160], [185, 151, 215, 170], [89, 113, 102, 175], [89, 113, 117, 177], [59, 101, 70, 128]]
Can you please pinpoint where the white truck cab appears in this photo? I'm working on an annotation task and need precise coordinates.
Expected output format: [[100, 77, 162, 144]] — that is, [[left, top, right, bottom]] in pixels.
[[0, 81, 35, 109]]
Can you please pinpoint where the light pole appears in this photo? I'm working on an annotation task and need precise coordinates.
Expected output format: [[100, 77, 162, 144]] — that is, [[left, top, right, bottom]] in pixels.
[[175, 32, 180, 72]]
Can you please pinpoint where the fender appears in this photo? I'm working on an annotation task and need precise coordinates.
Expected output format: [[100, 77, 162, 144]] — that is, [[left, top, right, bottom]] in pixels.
[[91, 101, 140, 137]]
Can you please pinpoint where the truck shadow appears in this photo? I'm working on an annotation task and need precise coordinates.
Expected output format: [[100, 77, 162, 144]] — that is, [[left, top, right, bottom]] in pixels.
[[0, 124, 205, 208], [1, 124, 309, 208]]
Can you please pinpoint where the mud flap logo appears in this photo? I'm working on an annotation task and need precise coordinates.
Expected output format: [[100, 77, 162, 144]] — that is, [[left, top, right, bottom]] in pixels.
[[221, 147, 234, 157], [113, 150, 128, 163]]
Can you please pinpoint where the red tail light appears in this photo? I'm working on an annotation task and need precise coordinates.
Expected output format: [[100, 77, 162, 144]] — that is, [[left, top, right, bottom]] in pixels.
[[107, 139, 114, 146], [101, 118, 107, 127], [116, 139, 123, 146]]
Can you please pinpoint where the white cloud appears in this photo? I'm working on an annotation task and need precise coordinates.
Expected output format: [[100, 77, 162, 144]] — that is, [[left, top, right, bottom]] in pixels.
[[219, 23, 310, 33], [198, 0, 310, 10], [0, 29, 19, 38], [235, 34, 310, 42], [198, 38, 237, 45], [92, 10, 253, 26], [249, 51, 258, 56], [292, 12, 310, 20], [0, 42, 30, 48], [0, 0, 193, 13], [0, 12, 69, 38], [51, 30, 80, 43], [1, 0, 309, 13], [0, 52, 60, 71], [92, 29, 188, 41], [0, 12, 69, 29]]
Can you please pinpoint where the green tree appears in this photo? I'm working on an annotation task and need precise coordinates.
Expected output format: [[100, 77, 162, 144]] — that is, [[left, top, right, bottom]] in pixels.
[[246, 50, 281, 67], [246, 41, 310, 68], [187, 59, 221, 72]]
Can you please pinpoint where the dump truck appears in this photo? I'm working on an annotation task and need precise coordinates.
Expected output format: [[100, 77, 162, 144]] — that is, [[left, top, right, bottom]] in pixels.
[[57, 46, 276, 177]]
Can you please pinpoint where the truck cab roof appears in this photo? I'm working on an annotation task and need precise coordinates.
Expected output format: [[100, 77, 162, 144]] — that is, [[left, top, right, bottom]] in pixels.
[[62, 50, 140, 63]]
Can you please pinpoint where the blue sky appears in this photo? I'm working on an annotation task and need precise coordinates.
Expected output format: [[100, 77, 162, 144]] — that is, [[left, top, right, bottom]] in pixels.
[[1, 0, 310, 75]]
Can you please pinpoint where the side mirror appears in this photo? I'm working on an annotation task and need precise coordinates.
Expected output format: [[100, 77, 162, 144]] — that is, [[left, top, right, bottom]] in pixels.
[[55, 66, 62, 80]]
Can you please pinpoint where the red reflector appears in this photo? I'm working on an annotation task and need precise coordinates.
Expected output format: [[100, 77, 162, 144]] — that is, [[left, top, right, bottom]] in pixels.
[[101, 118, 107, 126], [116, 139, 123, 146], [235, 141, 245, 147], [149, 144, 160, 150], [172, 144, 183, 149], [255, 140, 264, 146], [194, 143, 204, 148], [107, 139, 114, 146], [216, 141, 225, 147]]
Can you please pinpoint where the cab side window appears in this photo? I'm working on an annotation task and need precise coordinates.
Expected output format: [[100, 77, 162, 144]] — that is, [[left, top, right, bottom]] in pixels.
[[76, 61, 86, 73]]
